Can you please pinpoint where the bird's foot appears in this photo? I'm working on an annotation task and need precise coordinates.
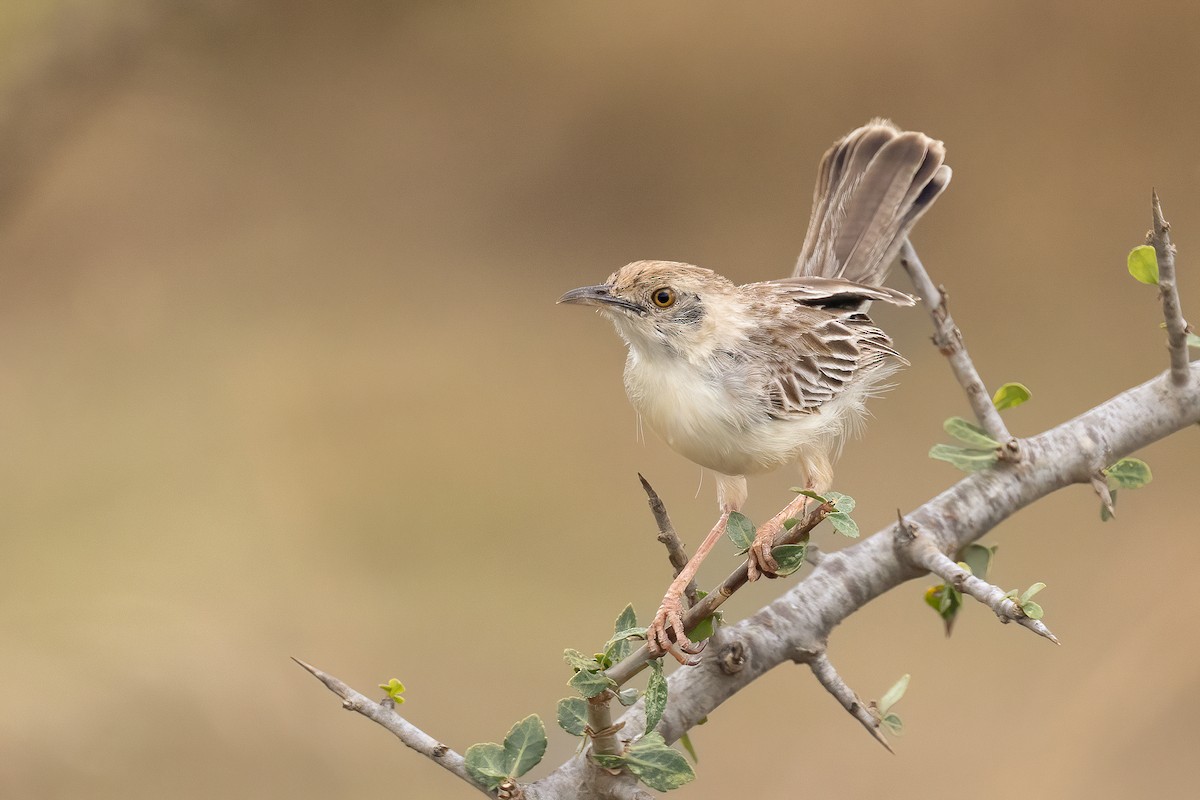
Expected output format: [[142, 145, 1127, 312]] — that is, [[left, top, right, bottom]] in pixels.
[[647, 592, 706, 666], [747, 528, 780, 581], [746, 491, 813, 581]]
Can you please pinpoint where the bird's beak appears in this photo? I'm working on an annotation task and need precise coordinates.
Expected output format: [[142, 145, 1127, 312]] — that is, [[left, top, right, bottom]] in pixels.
[[557, 284, 644, 315]]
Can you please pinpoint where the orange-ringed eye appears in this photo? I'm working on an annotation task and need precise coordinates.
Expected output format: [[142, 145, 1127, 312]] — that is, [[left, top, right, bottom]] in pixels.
[[652, 287, 676, 308]]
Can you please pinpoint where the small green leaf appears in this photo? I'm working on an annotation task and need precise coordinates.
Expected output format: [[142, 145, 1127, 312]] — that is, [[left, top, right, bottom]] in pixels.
[[1020, 600, 1044, 620], [943, 416, 1002, 448], [960, 543, 997, 581], [924, 584, 962, 634], [1020, 582, 1046, 602], [563, 649, 600, 673], [1128, 244, 1160, 285], [726, 511, 755, 554], [591, 753, 626, 770], [464, 742, 509, 790], [686, 614, 715, 643], [378, 678, 406, 704], [1104, 457, 1152, 490], [1188, 332, 1200, 349], [782, 517, 801, 531], [616, 687, 640, 706], [624, 732, 696, 791], [569, 667, 615, 698], [929, 443, 999, 473], [609, 605, 639, 661], [794, 488, 828, 503], [881, 713, 904, 736], [992, 382, 1032, 411], [878, 674, 910, 715], [603, 627, 648, 661], [828, 511, 859, 538], [556, 697, 588, 736], [771, 543, 808, 576], [644, 660, 668, 734], [824, 491, 856, 513], [679, 731, 699, 763], [502, 715, 547, 779]]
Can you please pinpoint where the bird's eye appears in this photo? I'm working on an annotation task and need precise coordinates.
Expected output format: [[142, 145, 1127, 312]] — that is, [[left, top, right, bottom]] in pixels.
[[652, 287, 676, 308]]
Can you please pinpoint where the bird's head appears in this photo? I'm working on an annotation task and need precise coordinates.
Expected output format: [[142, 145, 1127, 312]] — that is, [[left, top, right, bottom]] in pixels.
[[558, 260, 735, 355]]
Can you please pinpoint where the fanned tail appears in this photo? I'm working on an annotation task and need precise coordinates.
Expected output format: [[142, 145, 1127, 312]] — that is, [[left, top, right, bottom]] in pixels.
[[794, 119, 951, 285]]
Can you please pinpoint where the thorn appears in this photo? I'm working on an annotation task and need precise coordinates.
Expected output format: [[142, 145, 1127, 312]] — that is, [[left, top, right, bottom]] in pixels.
[[1090, 473, 1115, 518], [293, 657, 353, 700]]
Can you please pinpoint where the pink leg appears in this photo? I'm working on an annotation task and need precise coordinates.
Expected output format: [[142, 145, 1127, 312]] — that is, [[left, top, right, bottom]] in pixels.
[[746, 491, 812, 581], [647, 509, 731, 662]]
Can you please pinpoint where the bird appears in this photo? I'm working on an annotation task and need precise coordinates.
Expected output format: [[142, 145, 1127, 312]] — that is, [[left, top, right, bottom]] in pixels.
[[559, 120, 951, 660]]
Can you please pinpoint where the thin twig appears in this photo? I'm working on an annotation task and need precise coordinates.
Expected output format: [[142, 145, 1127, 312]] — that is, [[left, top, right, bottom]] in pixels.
[[638, 474, 698, 608], [606, 503, 828, 687], [585, 693, 623, 757], [805, 651, 893, 753], [896, 522, 1060, 644], [899, 241, 1017, 453], [1149, 191, 1192, 387], [292, 658, 486, 796]]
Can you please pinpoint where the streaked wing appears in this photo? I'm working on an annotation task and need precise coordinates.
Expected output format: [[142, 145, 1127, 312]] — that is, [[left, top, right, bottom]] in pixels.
[[741, 282, 906, 416]]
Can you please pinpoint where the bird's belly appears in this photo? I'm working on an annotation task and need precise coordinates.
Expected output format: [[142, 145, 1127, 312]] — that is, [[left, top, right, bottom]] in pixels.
[[624, 358, 830, 477]]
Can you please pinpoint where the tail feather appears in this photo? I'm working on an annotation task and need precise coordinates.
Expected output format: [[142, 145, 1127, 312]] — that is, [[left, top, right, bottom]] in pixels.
[[794, 120, 951, 285]]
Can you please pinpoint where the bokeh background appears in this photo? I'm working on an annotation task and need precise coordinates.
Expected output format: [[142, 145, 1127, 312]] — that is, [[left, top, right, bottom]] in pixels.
[[2, 2, 1198, 798]]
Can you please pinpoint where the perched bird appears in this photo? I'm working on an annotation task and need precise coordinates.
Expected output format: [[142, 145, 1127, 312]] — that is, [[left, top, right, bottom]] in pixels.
[[559, 121, 951, 659]]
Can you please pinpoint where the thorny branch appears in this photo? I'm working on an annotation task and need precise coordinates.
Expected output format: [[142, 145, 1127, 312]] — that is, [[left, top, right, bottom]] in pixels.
[[899, 240, 1018, 454], [1149, 190, 1193, 387], [301, 197, 1198, 800]]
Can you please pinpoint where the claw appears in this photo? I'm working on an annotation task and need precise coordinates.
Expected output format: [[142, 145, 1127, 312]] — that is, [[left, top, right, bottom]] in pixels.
[[647, 592, 698, 661]]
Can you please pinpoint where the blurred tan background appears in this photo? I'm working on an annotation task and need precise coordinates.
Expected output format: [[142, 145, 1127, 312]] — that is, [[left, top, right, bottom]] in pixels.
[[1, 2, 1198, 797]]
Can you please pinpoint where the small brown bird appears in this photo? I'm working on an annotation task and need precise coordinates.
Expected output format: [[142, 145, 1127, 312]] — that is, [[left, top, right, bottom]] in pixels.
[[560, 121, 950, 658]]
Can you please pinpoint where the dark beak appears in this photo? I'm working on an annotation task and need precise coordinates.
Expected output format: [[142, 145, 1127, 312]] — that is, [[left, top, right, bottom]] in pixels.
[[557, 284, 644, 315]]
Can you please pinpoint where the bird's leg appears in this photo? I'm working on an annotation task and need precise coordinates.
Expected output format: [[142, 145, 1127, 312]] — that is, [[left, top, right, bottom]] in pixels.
[[746, 491, 812, 581], [647, 508, 730, 664]]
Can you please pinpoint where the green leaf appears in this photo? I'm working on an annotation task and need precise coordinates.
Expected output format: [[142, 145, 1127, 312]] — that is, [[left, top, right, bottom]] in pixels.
[[569, 667, 615, 698], [928, 443, 999, 473], [1188, 332, 1200, 349], [591, 753, 626, 770], [615, 687, 640, 706], [1020, 600, 1044, 620], [1020, 582, 1046, 602], [771, 543, 808, 576], [609, 605, 639, 661], [679, 731, 699, 763], [828, 511, 859, 538], [881, 713, 904, 736], [1104, 457, 1152, 490], [794, 488, 828, 503], [624, 732, 696, 791], [1128, 244, 1159, 285], [959, 543, 997, 581], [782, 517, 801, 531], [556, 697, 588, 736], [924, 584, 962, 634], [464, 742, 509, 790], [824, 491, 856, 513], [684, 591, 717, 643], [603, 627, 648, 661], [878, 674, 910, 715], [563, 648, 601, 673], [378, 678, 406, 704], [943, 416, 1001, 448], [502, 715, 547, 779], [644, 660, 668, 734], [992, 382, 1032, 411], [726, 511, 755, 554]]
